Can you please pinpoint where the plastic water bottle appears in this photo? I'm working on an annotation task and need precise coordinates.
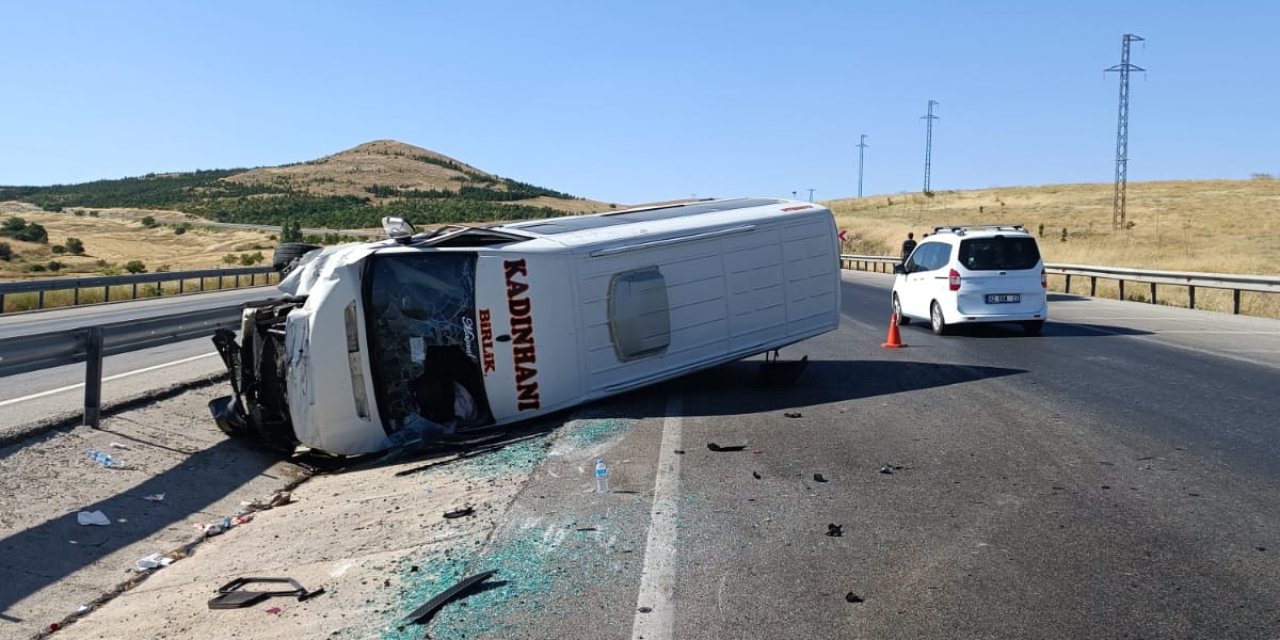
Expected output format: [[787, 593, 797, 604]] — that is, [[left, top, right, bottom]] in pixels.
[[594, 459, 609, 494], [87, 449, 114, 468]]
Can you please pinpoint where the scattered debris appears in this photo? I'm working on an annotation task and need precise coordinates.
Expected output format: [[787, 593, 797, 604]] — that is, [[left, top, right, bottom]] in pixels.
[[143, 493, 166, 502], [784, 412, 803, 418], [208, 577, 318, 610], [674, 449, 686, 455], [109, 442, 130, 450], [753, 449, 764, 455], [77, 511, 111, 526], [707, 443, 746, 452], [814, 473, 828, 483], [752, 471, 762, 479], [845, 592, 864, 603], [240, 490, 294, 514], [135, 553, 175, 572], [1257, 547, 1267, 552], [637, 606, 653, 613], [826, 524, 843, 537], [443, 507, 475, 519], [878, 464, 904, 474], [575, 527, 598, 532], [265, 607, 283, 615], [402, 569, 498, 625]]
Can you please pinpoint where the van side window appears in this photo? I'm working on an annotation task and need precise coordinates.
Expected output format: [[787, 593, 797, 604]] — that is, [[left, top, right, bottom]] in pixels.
[[608, 267, 671, 360]]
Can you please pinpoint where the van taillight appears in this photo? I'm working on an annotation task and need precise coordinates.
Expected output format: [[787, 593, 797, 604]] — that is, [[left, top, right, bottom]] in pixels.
[[1041, 269, 1047, 288], [949, 269, 961, 291]]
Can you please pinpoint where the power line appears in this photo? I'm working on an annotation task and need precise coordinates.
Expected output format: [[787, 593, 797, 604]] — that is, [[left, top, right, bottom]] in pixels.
[[921, 100, 939, 193], [1106, 33, 1145, 231], [856, 134, 868, 197]]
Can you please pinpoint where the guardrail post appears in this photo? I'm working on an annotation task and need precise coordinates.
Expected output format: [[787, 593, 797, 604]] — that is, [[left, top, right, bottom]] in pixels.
[[251, 273, 257, 286], [131, 282, 138, 299], [1118, 280, 1126, 301], [0, 292, 5, 314], [84, 327, 105, 429], [1233, 290, 1241, 314], [235, 274, 241, 287], [1065, 275, 1072, 293], [1090, 277, 1097, 297], [179, 278, 185, 294], [104, 285, 110, 302], [74, 287, 80, 305], [200, 277, 205, 292], [1188, 286, 1196, 309], [37, 290, 45, 310], [1150, 283, 1157, 305]]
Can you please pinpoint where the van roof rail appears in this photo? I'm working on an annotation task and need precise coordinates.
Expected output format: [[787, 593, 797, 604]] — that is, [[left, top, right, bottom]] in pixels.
[[930, 224, 1027, 236]]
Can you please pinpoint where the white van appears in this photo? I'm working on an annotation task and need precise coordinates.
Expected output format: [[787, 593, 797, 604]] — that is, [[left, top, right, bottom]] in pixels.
[[212, 198, 842, 455]]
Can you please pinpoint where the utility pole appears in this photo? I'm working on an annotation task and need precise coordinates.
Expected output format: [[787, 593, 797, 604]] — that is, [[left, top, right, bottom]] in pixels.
[[807, 188, 816, 202], [856, 134, 868, 197], [1106, 33, 1145, 231], [921, 100, 939, 193]]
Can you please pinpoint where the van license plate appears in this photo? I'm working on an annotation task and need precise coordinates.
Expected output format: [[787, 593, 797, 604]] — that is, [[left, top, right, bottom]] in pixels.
[[986, 294, 1020, 304]]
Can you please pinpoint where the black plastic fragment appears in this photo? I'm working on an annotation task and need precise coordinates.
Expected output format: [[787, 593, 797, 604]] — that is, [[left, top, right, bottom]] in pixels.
[[879, 465, 894, 475], [814, 473, 828, 483], [208, 577, 313, 610], [673, 449, 686, 455], [638, 606, 653, 613], [752, 471, 762, 479], [402, 569, 498, 625], [784, 412, 803, 418], [708, 443, 746, 452], [443, 507, 475, 519], [845, 592, 864, 603], [826, 524, 843, 537]]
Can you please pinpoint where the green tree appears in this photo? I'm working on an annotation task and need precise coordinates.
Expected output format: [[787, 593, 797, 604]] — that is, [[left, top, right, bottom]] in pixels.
[[222, 253, 238, 265], [140, 216, 157, 228], [65, 237, 85, 255], [0, 242, 11, 261], [124, 260, 147, 274], [52, 245, 67, 254], [47, 260, 63, 272], [280, 219, 303, 243]]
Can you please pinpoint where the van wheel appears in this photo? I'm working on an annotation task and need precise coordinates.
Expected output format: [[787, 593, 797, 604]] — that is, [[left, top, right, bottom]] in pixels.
[[892, 294, 910, 325], [272, 242, 321, 273], [930, 301, 950, 335], [1023, 320, 1044, 336]]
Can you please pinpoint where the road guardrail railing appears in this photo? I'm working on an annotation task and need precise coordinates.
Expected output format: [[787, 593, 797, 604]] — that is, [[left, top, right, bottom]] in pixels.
[[840, 254, 1280, 315], [0, 303, 246, 427], [0, 267, 277, 314]]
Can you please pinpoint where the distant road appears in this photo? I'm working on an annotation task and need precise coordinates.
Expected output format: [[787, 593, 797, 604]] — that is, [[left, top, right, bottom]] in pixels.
[[0, 285, 276, 339]]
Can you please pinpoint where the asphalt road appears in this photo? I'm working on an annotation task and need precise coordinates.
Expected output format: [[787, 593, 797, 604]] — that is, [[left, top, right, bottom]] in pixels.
[[457, 270, 1280, 639]]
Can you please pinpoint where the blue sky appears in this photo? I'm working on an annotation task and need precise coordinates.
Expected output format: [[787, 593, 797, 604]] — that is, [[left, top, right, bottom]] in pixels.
[[0, 1, 1275, 204]]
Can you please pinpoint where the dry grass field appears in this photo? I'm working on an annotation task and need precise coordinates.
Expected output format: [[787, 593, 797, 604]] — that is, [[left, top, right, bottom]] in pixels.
[[828, 178, 1280, 318], [0, 202, 275, 279]]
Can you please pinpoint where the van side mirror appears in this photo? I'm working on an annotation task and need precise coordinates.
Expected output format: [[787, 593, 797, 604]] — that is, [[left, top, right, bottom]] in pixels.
[[893, 264, 907, 275]]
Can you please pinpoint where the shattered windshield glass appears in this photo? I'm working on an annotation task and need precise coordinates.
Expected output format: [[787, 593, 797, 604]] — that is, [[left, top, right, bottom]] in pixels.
[[363, 252, 491, 439]]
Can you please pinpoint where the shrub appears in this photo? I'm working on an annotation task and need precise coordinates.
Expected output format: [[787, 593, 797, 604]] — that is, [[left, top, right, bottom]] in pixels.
[[47, 260, 63, 271], [124, 260, 147, 274], [88, 210, 99, 217], [223, 254, 238, 264], [65, 237, 85, 255], [140, 216, 157, 228], [73, 210, 85, 217], [95, 259, 109, 268], [0, 242, 10, 261], [28, 264, 47, 272], [52, 245, 67, 254], [174, 225, 187, 235], [156, 264, 171, 272]]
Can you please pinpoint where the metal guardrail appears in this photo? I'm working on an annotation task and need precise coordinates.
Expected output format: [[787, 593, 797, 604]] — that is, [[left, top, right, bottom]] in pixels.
[[0, 267, 276, 314], [0, 303, 246, 427], [840, 254, 1280, 315]]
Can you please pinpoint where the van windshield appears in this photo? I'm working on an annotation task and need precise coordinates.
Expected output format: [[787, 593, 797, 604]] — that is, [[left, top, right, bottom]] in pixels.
[[958, 236, 1041, 271], [363, 252, 492, 438]]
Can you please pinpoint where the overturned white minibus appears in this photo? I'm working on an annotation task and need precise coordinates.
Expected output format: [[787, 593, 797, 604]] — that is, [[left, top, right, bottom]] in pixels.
[[212, 197, 841, 455]]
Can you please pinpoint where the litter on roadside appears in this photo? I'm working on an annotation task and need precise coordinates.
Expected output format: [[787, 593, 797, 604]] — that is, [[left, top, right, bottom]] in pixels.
[[143, 493, 166, 502], [77, 511, 111, 526], [443, 507, 475, 519], [814, 473, 828, 482], [135, 553, 174, 572], [826, 524, 843, 537]]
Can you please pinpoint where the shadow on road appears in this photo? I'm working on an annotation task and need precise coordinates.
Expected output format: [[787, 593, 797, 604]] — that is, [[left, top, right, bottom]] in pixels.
[[898, 321, 1152, 339], [0, 437, 284, 623], [1048, 293, 1093, 302], [585, 359, 1028, 418]]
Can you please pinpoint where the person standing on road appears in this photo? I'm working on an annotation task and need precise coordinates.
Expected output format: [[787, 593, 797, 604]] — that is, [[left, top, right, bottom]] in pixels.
[[901, 232, 917, 262]]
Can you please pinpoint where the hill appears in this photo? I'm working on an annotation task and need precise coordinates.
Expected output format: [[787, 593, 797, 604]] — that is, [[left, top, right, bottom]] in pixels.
[[0, 140, 613, 229], [829, 178, 1280, 316]]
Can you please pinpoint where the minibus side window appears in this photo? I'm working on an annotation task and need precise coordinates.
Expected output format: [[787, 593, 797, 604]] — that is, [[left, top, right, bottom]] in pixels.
[[608, 267, 671, 360]]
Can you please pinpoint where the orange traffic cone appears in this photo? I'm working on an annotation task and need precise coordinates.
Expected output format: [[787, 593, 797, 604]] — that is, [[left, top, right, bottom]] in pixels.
[[881, 313, 906, 349]]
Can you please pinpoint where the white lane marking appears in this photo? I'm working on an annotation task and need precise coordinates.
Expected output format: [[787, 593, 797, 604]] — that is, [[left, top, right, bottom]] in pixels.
[[0, 352, 219, 407], [631, 395, 683, 640]]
